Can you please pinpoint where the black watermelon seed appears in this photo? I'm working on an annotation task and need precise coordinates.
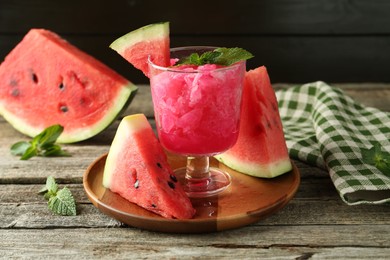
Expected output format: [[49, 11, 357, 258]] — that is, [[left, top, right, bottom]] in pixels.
[[169, 174, 178, 183], [156, 162, 162, 168], [168, 181, 175, 189], [60, 105, 68, 113], [31, 73, 38, 84], [59, 83, 65, 91], [151, 204, 157, 208]]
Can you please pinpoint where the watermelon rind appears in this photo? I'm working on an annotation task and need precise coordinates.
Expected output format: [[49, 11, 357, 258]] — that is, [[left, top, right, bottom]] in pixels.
[[109, 22, 169, 55], [60, 84, 138, 143], [0, 83, 138, 143], [215, 154, 292, 178]]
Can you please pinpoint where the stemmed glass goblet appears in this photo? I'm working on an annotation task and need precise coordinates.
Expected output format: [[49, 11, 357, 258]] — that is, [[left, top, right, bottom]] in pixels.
[[148, 46, 246, 198]]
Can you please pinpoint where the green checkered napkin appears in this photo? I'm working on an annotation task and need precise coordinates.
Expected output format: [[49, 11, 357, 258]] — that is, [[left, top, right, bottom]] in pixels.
[[276, 81, 390, 205]]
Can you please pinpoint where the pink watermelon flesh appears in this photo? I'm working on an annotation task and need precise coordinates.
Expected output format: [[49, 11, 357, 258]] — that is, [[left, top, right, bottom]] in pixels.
[[122, 40, 169, 77], [109, 22, 170, 77], [103, 114, 196, 219], [0, 28, 137, 143], [215, 66, 292, 178]]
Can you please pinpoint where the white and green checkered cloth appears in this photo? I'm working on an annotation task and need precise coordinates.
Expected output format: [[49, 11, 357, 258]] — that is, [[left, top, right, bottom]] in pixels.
[[276, 81, 390, 205]]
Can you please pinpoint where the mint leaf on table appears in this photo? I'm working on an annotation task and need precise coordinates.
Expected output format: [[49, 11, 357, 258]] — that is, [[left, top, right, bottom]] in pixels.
[[48, 187, 77, 216], [361, 142, 390, 177], [10, 141, 33, 157], [39, 176, 77, 216], [10, 124, 71, 160], [39, 176, 58, 195], [176, 47, 254, 66]]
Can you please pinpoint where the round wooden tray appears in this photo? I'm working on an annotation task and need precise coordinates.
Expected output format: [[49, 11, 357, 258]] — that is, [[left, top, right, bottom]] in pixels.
[[83, 153, 300, 233]]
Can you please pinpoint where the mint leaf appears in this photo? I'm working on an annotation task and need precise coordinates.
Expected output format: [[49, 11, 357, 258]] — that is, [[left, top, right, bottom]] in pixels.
[[212, 47, 254, 66], [182, 53, 201, 65], [39, 176, 58, 194], [48, 187, 77, 216], [20, 145, 39, 160], [361, 142, 390, 177], [35, 124, 64, 148], [176, 47, 253, 66], [43, 144, 71, 157], [10, 141, 31, 156], [10, 124, 70, 160], [39, 176, 77, 216]]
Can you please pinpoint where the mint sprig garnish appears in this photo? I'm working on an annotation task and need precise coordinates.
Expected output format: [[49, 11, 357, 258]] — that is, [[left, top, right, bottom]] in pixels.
[[361, 142, 390, 177], [176, 47, 254, 66], [39, 176, 77, 216], [10, 124, 70, 160]]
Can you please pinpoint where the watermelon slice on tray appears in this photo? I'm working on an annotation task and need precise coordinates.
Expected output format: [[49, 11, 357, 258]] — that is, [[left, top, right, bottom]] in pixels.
[[109, 22, 170, 77], [0, 28, 137, 143], [215, 66, 292, 178], [103, 113, 196, 219]]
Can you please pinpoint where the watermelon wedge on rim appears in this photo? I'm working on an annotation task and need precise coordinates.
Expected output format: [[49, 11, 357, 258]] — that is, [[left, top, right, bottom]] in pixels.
[[215, 66, 292, 178], [109, 22, 170, 77]]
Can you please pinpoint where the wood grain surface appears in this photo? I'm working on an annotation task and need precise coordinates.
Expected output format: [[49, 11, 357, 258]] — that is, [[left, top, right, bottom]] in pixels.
[[1, 84, 389, 259]]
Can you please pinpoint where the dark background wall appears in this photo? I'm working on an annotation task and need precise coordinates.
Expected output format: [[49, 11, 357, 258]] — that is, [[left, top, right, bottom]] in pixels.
[[1, 0, 390, 84]]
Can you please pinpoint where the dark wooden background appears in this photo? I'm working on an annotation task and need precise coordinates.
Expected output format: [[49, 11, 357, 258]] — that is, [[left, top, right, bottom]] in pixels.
[[1, 0, 390, 84]]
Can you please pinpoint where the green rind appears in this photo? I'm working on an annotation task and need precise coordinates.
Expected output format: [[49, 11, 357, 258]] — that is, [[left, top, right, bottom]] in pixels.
[[103, 113, 147, 188], [60, 82, 138, 143], [109, 22, 169, 54], [0, 83, 138, 143], [215, 154, 292, 178]]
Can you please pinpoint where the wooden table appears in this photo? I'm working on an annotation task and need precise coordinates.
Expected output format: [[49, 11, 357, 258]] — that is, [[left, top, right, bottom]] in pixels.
[[1, 83, 389, 259]]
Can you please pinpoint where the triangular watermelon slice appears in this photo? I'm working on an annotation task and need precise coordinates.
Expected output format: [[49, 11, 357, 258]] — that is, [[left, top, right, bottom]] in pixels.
[[0, 29, 137, 143], [215, 66, 292, 178], [109, 22, 170, 77], [103, 114, 196, 219]]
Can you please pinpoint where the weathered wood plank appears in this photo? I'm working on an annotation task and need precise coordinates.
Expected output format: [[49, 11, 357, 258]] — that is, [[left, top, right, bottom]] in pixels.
[[1, 227, 389, 259], [1, 0, 390, 35], [2, 199, 389, 229], [1, 182, 389, 229], [0, 146, 323, 184], [2, 1, 390, 85], [0, 176, 335, 204]]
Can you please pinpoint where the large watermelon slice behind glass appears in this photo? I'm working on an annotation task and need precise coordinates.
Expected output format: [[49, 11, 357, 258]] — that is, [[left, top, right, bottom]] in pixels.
[[103, 113, 196, 219], [215, 66, 292, 178], [0, 29, 137, 143], [109, 22, 170, 77]]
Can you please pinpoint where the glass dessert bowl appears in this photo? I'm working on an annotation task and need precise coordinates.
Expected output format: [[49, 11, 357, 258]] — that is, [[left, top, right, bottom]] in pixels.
[[148, 46, 246, 198]]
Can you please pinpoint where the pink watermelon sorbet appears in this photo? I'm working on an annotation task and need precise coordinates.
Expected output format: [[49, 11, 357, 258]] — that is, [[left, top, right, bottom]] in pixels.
[[150, 62, 245, 156]]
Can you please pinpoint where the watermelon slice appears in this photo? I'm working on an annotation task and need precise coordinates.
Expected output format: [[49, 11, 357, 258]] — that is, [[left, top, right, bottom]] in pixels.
[[103, 114, 196, 219], [215, 66, 292, 178], [0, 29, 137, 143], [109, 22, 170, 77]]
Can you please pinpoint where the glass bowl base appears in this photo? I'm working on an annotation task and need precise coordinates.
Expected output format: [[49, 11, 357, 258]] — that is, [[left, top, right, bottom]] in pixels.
[[174, 167, 232, 198]]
